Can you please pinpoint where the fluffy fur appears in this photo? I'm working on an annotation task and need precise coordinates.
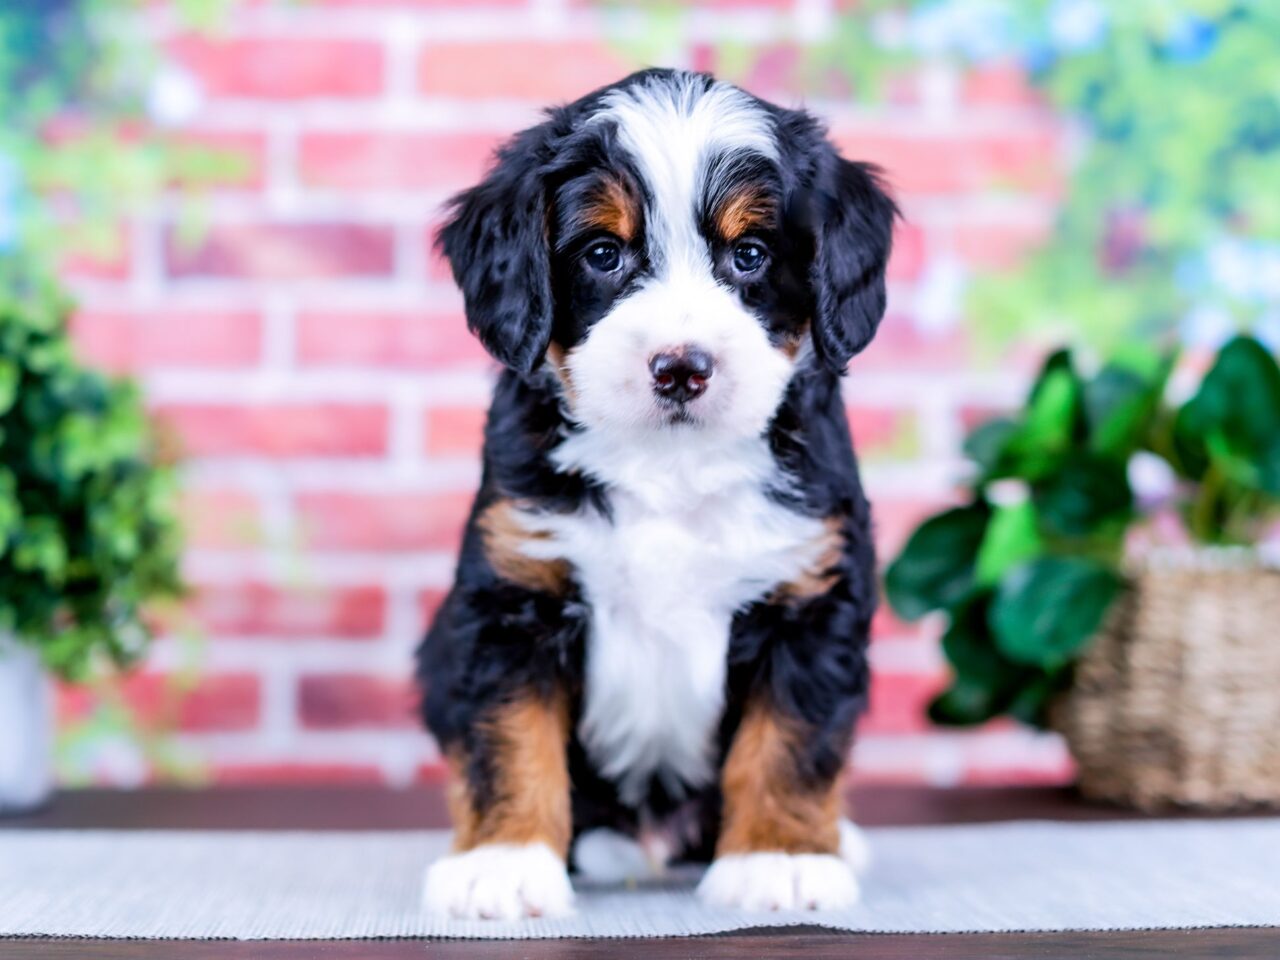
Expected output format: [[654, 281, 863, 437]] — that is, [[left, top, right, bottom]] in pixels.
[[417, 68, 896, 919]]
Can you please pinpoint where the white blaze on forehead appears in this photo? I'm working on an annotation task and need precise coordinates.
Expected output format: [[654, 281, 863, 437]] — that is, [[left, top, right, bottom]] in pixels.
[[591, 73, 776, 270]]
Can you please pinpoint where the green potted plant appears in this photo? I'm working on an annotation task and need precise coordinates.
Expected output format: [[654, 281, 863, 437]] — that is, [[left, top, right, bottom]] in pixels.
[[886, 335, 1280, 808], [0, 261, 183, 813]]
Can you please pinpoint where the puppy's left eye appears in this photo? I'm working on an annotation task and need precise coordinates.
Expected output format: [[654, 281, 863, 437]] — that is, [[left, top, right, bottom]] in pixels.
[[583, 240, 622, 274], [732, 241, 768, 275]]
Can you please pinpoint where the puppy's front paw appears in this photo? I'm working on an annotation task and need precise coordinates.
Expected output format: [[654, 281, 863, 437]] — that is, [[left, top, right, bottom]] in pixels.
[[422, 842, 574, 920], [697, 852, 859, 912]]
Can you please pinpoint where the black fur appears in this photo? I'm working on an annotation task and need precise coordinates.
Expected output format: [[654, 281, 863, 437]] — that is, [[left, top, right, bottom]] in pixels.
[[437, 123, 560, 374], [418, 68, 894, 862]]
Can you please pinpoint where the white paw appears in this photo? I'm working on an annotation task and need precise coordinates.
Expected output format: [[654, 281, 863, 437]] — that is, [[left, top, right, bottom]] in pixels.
[[573, 828, 659, 884], [839, 818, 872, 875], [422, 842, 574, 920], [697, 852, 859, 912]]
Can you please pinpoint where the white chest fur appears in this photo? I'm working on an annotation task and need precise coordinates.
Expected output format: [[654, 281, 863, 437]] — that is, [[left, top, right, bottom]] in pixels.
[[522, 430, 826, 806]]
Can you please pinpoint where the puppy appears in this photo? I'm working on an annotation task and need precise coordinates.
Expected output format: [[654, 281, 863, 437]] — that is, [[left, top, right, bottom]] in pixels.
[[418, 68, 894, 920]]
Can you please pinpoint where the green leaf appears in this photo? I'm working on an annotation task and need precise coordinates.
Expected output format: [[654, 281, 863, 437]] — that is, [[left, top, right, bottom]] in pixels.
[[928, 679, 1005, 727], [963, 417, 1018, 478], [1002, 353, 1086, 481], [1085, 352, 1173, 459], [1005, 669, 1068, 729], [940, 592, 1017, 680], [975, 501, 1042, 586], [0, 358, 19, 415], [1174, 336, 1280, 481], [13, 516, 69, 582], [885, 502, 990, 621], [1261, 436, 1280, 495], [991, 557, 1124, 669], [1031, 453, 1133, 538], [0, 469, 19, 546]]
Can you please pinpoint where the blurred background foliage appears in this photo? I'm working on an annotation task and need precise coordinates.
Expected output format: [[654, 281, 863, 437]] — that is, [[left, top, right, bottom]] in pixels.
[[0, 0, 236, 785], [0, 0, 240, 263], [857, 0, 1280, 354]]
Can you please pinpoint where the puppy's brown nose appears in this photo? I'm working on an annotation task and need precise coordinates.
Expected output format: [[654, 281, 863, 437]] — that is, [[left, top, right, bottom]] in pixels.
[[649, 347, 714, 403]]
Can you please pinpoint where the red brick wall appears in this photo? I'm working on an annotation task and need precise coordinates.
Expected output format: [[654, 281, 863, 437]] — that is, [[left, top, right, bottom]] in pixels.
[[61, 0, 1072, 788]]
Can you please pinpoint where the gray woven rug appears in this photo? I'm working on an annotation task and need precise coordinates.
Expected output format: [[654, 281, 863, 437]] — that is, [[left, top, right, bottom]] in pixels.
[[2, 819, 1278, 939]]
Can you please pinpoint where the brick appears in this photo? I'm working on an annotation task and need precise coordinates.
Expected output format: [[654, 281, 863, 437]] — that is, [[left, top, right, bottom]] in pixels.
[[179, 488, 265, 549], [424, 406, 486, 457], [166, 36, 383, 99], [298, 673, 418, 729], [961, 759, 1076, 787], [415, 761, 450, 784], [298, 131, 504, 191], [862, 671, 946, 735], [424, 221, 454, 282], [847, 406, 918, 461], [962, 63, 1045, 108], [166, 222, 395, 280], [698, 43, 802, 101], [417, 588, 448, 626], [953, 218, 1054, 271], [887, 220, 926, 283], [193, 581, 387, 639], [418, 41, 632, 101], [214, 763, 385, 785], [294, 491, 473, 552], [295, 310, 489, 368], [833, 127, 1062, 196], [855, 320, 972, 372], [59, 673, 261, 732], [871, 606, 923, 642], [154, 403, 388, 458], [71, 307, 261, 372]]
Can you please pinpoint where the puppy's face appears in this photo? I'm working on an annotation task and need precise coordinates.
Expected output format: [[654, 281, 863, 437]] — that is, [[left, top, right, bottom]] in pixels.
[[440, 70, 896, 440]]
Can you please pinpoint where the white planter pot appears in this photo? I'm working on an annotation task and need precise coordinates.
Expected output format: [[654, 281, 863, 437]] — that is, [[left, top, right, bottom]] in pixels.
[[0, 635, 53, 814]]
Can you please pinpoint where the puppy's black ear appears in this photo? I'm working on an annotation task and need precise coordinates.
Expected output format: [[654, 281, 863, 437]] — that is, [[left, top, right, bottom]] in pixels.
[[811, 154, 897, 371], [437, 125, 555, 374]]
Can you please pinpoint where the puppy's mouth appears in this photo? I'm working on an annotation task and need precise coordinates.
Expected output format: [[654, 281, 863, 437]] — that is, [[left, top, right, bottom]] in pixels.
[[662, 404, 699, 426]]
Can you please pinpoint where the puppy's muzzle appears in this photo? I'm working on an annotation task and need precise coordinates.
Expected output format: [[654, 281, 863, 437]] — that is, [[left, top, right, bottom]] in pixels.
[[649, 346, 714, 404]]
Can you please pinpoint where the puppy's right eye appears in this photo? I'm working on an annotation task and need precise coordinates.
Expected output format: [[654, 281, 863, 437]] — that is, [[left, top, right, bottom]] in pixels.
[[583, 240, 622, 274]]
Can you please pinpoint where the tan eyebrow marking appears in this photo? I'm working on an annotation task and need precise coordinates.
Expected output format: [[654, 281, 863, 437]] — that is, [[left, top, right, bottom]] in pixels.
[[714, 184, 777, 241], [576, 176, 640, 242]]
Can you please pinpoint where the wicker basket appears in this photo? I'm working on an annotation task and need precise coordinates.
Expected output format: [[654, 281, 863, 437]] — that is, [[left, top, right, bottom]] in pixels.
[[1055, 550, 1280, 811]]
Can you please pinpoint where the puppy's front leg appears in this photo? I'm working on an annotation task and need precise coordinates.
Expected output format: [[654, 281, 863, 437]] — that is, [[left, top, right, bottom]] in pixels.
[[698, 696, 860, 911], [423, 689, 573, 920]]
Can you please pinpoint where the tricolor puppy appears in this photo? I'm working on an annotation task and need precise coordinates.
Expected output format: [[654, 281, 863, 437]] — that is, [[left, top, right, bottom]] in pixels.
[[418, 68, 894, 920]]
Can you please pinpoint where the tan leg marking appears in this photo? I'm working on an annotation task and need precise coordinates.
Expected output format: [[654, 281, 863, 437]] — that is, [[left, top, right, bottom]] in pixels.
[[717, 699, 842, 856], [449, 690, 572, 858]]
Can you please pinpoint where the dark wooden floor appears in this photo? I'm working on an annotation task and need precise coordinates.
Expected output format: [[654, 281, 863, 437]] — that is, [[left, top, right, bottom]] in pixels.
[[4, 785, 1276, 958], [8, 928, 1280, 960]]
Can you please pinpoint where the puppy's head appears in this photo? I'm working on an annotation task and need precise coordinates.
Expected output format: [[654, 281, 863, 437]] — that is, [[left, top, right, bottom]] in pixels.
[[439, 69, 896, 439]]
